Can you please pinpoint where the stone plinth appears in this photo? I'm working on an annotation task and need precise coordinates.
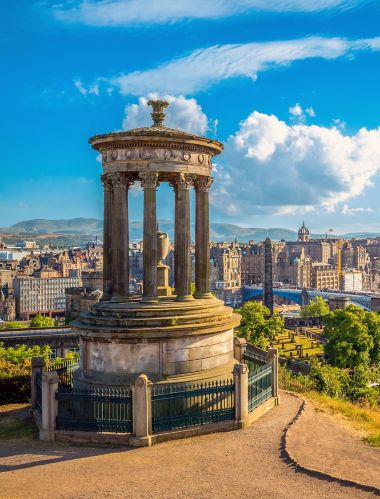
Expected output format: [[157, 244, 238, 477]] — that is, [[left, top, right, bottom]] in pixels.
[[72, 296, 240, 389], [328, 296, 349, 311]]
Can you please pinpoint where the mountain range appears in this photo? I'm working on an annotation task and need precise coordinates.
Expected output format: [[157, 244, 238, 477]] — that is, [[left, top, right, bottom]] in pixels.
[[1, 218, 380, 244]]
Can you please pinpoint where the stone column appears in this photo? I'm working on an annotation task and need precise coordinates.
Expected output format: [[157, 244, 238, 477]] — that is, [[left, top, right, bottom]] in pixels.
[[234, 363, 249, 428], [263, 237, 274, 314], [171, 173, 195, 301], [130, 374, 152, 447], [195, 176, 213, 298], [234, 337, 247, 363], [100, 174, 113, 300], [109, 173, 134, 302], [139, 171, 159, 302], [31, 356, 44, 411], [39, 371, 59, 442], [268, 348, 279, 400]]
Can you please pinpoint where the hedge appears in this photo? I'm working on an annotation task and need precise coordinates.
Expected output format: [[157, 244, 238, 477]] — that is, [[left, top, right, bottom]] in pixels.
[[0, 375, 31, 404]]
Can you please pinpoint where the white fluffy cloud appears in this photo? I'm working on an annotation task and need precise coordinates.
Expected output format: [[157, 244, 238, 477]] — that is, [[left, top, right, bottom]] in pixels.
[[53, 0, 370, 26], [211, 111, 380, 217], [289, 103, 316, 122], [341, 205, 373, 216], [122, 94, 208, 134], [75, 36, 380, 97]]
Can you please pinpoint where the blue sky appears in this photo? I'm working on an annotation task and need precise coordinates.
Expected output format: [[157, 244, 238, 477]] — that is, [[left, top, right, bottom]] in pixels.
[[1, 0, 380, 234]]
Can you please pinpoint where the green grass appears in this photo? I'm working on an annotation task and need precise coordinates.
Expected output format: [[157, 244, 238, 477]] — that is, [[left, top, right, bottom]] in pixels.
[[306, 391, 380, 447], [0, 404, 34, 440], [272, 330, 324, 359], [0, 419, 33, 440]]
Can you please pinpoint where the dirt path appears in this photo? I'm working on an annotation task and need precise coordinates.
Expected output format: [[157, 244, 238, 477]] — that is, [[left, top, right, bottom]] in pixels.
[[286, 398, 380, 490], [0, 393, 377, 498]]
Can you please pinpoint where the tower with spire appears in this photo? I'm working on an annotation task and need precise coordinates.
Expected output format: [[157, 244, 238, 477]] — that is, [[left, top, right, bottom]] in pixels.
[[298, 221, 310, 242]]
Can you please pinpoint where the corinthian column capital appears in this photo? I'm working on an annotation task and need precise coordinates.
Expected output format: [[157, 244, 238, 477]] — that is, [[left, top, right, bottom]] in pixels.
[[170, 173, 196, 191], [100, 174, 113, 192], [194, 176, 213, 192], [139, 171, 159, 189], [108, 173, 134, 190]]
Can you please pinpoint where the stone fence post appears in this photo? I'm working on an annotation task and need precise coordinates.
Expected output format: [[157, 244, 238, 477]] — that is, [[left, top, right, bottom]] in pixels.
[[234, 337, 247, 363], [268, 348, 279, 400], [39, 371, 59, 442], [130, 374, 152, 447], [234, 363, 248, 428], [31, 356, 44, 412]]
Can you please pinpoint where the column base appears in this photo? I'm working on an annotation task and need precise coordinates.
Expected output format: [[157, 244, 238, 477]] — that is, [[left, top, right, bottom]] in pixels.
[[129, 435, 152, 447], [141, 296, 159, 304], [100, 294, 111, 302], [110, 295, 133, 303], [195, 292, 214, 299], [175, 294, 194, 302]]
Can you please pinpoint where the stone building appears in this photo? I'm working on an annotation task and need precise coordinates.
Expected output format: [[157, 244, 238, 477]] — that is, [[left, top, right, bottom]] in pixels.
[[298, 221, 310, 242], [0, 287, 16, 321], [310, 263, 339, 290], [81, 270, 103, 292], [13, 276, 81, 320], [210, 244, 242, 306], [65, 287, 102, 320], [276, 247, 311, 288]]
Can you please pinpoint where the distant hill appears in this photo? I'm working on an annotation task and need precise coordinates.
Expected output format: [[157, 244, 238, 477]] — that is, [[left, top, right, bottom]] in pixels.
[[3, 218, 103, 235], [1, 218, 380, 243]]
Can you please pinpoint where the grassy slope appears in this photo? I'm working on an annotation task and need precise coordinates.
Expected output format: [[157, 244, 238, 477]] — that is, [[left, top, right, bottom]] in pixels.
[[0, 404, 33, 440]]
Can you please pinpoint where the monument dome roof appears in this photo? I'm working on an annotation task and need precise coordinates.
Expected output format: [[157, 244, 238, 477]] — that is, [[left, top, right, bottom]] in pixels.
[[89, 99, 223, 154]]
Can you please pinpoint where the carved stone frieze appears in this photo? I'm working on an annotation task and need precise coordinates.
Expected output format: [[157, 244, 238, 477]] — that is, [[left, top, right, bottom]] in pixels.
[[102, 147, 212, 167]]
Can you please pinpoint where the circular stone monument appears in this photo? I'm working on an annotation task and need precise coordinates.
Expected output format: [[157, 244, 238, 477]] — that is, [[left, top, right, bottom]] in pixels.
[[72, 100, 241, 389]]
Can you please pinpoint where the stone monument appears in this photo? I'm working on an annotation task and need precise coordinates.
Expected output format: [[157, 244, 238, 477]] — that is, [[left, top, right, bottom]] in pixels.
[[72, 100, 240, 389], [263, 237, 274, 314]]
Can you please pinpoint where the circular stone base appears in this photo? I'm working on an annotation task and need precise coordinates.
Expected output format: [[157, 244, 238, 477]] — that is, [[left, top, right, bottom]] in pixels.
[[72, 296, 240, 389]]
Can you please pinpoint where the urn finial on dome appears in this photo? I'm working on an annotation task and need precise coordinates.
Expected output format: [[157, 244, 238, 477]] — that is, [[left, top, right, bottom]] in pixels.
[[147, 99, 169, 127]]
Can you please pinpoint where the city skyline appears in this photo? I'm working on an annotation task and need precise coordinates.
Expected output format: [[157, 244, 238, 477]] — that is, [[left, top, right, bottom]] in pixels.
[[1, 1, 380, 233]]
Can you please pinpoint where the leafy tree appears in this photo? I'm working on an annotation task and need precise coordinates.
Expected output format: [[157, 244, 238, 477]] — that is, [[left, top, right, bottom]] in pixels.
[[300, 296, 329, 318], [0, 342, 52, 378], [323, 306, 374, 369], [30, 314, 55, 328], [237, 301, 284, 349], [310, 361, 350, 398]]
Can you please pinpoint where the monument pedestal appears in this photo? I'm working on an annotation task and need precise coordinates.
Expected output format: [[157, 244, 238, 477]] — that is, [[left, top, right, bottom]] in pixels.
[[72, 295, 240, 390]]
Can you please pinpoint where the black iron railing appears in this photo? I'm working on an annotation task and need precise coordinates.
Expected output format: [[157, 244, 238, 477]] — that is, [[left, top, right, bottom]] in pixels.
[[46, 358, 79, 388], [55, 387, 132, 433], [248, 363, 273, 412], [278, 366, 317, 393], [35, 371, 42, 414], [152, 380, 235, 433]]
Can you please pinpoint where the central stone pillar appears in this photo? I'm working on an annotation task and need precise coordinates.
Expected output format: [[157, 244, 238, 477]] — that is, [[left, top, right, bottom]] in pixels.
[[100, 174, 113, 300], [195, 176, 213, 298], [110, 173, 134, 302], [139, 171, 159, 302], [172, 173, 195, 301]]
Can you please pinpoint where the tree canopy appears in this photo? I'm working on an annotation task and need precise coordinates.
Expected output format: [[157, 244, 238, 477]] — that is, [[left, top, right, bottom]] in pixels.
[[300, 296, 329, 318], [237, 301, 284, 349], [323, 305, 380, 369]]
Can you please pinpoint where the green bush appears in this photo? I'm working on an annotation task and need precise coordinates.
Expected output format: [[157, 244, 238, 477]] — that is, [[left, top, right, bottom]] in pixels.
[[30, 314, 55, 328]]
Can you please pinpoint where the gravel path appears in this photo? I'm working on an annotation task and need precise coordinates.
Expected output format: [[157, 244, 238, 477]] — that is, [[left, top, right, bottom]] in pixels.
[[287, 398, 380, 491], [0, 393, 376, 498]]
